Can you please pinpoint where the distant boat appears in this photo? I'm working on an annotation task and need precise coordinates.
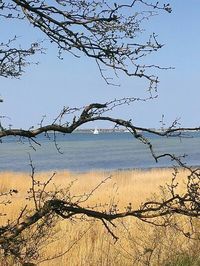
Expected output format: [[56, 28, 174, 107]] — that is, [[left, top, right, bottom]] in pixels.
[[93, 128, 99, 135]]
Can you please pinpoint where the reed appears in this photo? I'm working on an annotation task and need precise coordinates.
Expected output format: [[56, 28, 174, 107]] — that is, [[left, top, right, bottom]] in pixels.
[[0, 169, 199, 265]]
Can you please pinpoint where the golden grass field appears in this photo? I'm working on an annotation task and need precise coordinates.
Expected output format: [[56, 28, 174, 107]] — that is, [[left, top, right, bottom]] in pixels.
[[1, 168, 200, 265]]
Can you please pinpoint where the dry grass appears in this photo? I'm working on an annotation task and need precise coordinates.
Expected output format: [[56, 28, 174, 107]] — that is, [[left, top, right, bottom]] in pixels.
[[0, 168, 199, 265]]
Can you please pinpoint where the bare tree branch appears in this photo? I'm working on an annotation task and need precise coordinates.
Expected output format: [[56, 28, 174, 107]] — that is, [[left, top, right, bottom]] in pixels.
[[0, 0, 172, 87], [0, 37, 42, 78]]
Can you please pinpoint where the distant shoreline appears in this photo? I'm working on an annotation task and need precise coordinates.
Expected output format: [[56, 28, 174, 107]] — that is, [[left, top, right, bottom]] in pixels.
[[74, 129, 200, 134]]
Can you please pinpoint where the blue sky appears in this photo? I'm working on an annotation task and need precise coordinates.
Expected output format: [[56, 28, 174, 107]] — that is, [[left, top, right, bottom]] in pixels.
[[1, 1, 200, 129]]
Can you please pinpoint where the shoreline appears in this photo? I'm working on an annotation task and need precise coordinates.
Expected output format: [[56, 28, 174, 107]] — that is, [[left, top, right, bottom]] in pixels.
[[0, 165, 194, 175]]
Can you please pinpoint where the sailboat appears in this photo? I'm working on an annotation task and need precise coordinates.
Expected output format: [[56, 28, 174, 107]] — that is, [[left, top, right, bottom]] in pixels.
[[93, 128, 99, 135]]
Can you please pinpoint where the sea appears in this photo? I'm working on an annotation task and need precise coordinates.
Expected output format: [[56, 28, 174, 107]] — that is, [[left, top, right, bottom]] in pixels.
[[0, 132, 200, 172]]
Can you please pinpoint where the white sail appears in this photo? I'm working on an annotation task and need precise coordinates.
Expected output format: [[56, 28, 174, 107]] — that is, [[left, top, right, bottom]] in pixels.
[[93, 128, 99, 134]]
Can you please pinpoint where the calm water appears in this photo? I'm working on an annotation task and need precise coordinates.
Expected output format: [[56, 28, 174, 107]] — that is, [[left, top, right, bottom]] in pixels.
[[0, 132, 200, 172]]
